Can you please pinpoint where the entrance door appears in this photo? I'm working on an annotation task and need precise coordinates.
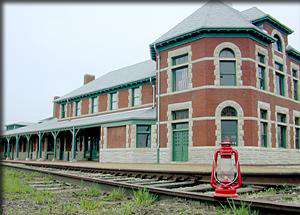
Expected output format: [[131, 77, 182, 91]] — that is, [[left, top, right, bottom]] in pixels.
[[172, 122, 189, 162], [90, 137, 99, 161]]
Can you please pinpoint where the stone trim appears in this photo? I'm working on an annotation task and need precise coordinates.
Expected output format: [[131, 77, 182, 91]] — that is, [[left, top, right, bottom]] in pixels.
[[166, 101, 193, 162], [167, 45, 192, 93], [257, 101, 272, 147], [151, 124, 157, 149], [131, 125, 137, 148], [103, 127, 107, 149], [213, 42, 242, 86], [255, 45, 270, 91], [275, 105, 290, 148], [215, 100, 244, 146], [271, 29, 286, 54], [126, 125, 130, 148]]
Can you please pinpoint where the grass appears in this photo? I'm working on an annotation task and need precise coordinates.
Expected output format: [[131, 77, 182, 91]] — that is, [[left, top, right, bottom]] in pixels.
[[80, 199, 103, 211], [217, 200, 259, 215], [133, 188, 157, 206], [103, 188, 126, 201], [75, 185, 102, 197]]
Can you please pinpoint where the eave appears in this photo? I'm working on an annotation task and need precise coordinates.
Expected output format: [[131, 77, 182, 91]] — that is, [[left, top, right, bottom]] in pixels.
[[252, 15, 293, 35], [150, 28, 275, 60]]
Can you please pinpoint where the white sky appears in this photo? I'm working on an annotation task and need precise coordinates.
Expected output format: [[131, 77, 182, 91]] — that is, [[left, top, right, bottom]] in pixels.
[[4, 2, 300, 125]]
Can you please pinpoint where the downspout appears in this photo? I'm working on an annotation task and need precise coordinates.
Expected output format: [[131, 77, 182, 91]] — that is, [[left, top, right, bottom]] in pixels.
[[154, 44, 160, 164], [150, 76, 155, 109]]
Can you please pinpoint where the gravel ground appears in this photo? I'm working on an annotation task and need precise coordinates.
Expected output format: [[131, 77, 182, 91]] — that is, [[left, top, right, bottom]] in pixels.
[[1, 167, 223, 215]]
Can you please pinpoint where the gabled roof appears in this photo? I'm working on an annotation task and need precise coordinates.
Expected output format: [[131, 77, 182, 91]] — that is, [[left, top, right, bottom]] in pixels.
[[241, 7, 293, 35], [56, 60, 156, 103], [2, 107, 156, 136], [154, 1, 257, 44], [150, 1, 275, 60]]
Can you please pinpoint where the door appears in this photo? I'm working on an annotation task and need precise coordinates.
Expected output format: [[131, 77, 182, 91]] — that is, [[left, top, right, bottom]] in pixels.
[[172, 122, 189, 162], [221, 120, 238, 145]]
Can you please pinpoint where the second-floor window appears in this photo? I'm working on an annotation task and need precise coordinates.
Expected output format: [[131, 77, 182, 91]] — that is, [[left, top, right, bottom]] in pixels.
[[260, 109, 268, 147], [293, 69, 299, 100], [132, 87, 141, 106], [257, 53, 266, 90], [275, 73, 285, 96], [91, 96, 98, 114], [219, 48, 236, 86], [110, 92, 118, 110], [75, 101, 81, 116], [172, 66, 188, 91]]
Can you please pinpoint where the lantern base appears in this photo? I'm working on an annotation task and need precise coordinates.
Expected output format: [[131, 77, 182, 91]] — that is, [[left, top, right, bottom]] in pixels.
[[213, 188, 239, 198]]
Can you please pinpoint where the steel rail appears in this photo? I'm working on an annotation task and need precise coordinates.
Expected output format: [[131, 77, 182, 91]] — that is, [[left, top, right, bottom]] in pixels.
[[2, 162, 300, 214], [2, 160, 300, 186]]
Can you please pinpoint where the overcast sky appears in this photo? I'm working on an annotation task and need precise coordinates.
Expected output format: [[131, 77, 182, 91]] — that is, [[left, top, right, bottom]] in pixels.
[[4, 2, 300, 126]]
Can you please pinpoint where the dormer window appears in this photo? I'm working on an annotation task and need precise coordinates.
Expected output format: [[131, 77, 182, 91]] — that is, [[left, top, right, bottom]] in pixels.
[[274, 34, 282, 52]]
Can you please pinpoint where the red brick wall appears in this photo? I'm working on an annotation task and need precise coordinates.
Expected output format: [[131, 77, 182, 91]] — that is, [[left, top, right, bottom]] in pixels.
[[99, 94, 108, 112], [81, 98, 89, 115], [118, 89, 129, 109], [142, 83, 153, 105], [107, 126, 126, 148], [54, 103, 60, 119]]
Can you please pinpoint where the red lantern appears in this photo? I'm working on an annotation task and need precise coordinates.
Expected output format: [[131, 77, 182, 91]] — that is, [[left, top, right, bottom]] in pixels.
[[210, 140, 242, 198]]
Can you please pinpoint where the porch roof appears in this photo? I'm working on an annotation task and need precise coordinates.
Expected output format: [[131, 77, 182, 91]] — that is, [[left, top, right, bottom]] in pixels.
[[2, 107, 156, 137]]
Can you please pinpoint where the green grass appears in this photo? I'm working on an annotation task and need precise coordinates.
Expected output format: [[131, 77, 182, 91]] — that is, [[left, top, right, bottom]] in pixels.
[[133, 188, 157, 206], [75, 185, 102, 197], [217, 200, 259, 215], [80, 199, 103, 211], [103, 188, 126, 201]]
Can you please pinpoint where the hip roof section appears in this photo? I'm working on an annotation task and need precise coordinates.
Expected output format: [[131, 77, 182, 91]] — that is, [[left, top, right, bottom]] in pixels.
[[56, 60, 156, 102]]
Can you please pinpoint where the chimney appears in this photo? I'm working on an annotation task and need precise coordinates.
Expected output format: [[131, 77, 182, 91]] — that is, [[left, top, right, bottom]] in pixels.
[[84, 74, 95, 85]]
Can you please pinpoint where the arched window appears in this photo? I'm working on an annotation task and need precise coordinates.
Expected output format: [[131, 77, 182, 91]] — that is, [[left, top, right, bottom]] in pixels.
[[221, 106, 238, 145], [219, 48, 236, 86], [274, 35, 282, 52], [221, 106, 237, 117]]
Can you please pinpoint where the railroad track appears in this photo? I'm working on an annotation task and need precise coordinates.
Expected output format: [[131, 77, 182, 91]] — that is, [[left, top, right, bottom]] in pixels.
[[1, 161, 300, 214]]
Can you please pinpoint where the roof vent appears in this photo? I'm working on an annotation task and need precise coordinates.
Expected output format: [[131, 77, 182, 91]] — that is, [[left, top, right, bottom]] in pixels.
[[84, 74, 95, 85]]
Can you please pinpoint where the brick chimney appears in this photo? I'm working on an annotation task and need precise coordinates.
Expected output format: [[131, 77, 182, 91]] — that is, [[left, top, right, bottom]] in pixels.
[[84, 74, 95, 85]]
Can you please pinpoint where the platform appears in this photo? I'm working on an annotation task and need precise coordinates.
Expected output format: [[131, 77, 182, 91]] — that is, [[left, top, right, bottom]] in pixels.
[[2, 160, 300, 174]]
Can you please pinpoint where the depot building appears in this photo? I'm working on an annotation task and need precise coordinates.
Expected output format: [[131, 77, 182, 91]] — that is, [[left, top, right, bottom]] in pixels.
[[1, 1, 300, 165]]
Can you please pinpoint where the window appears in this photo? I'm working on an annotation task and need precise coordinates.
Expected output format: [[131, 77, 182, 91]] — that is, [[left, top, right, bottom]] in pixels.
[[132, 87, 141, 106], [91, 96, 98, 114], [274, 35, 282, 52], [260, 109, 268, 147], [293, 69, 298, 78], [260, 121, 268, 147], [172, 54, 188, 66], [221, 106, 238, 145], [221, 106, 237, 117], [258, 53, 265, 64], [275, 73, 285, 96], [260, 109, 268, 120], [61, 103, 66, 118], [110, 92, 118, 110], [277, 113, 286, 123], [258, 65, 266, 90], [275, 62, 283, 72], [75, 101, 81, 116], [172, 109, 189, 120], [294, 79, 298, 100], [219, 49, 236, 86], [136, 125, 151, 148], [296, 117, 300, 149], [172, 66, 188, 91], [277, 113, 287, 148], [221, 120, 238, 145]]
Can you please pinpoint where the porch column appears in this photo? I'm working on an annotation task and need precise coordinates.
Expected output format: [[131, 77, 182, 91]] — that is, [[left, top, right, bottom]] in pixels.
[[15, 135, 20, 160], [25, 135, 31, 160], [51, 131, 59, 161], [71, 127, 79, 161], [6, 137, 11, 160], [38, 132, 43, 160]]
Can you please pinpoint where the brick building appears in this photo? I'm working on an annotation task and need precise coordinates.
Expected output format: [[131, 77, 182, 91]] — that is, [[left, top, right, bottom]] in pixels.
[[1, 1, 300, 164]]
